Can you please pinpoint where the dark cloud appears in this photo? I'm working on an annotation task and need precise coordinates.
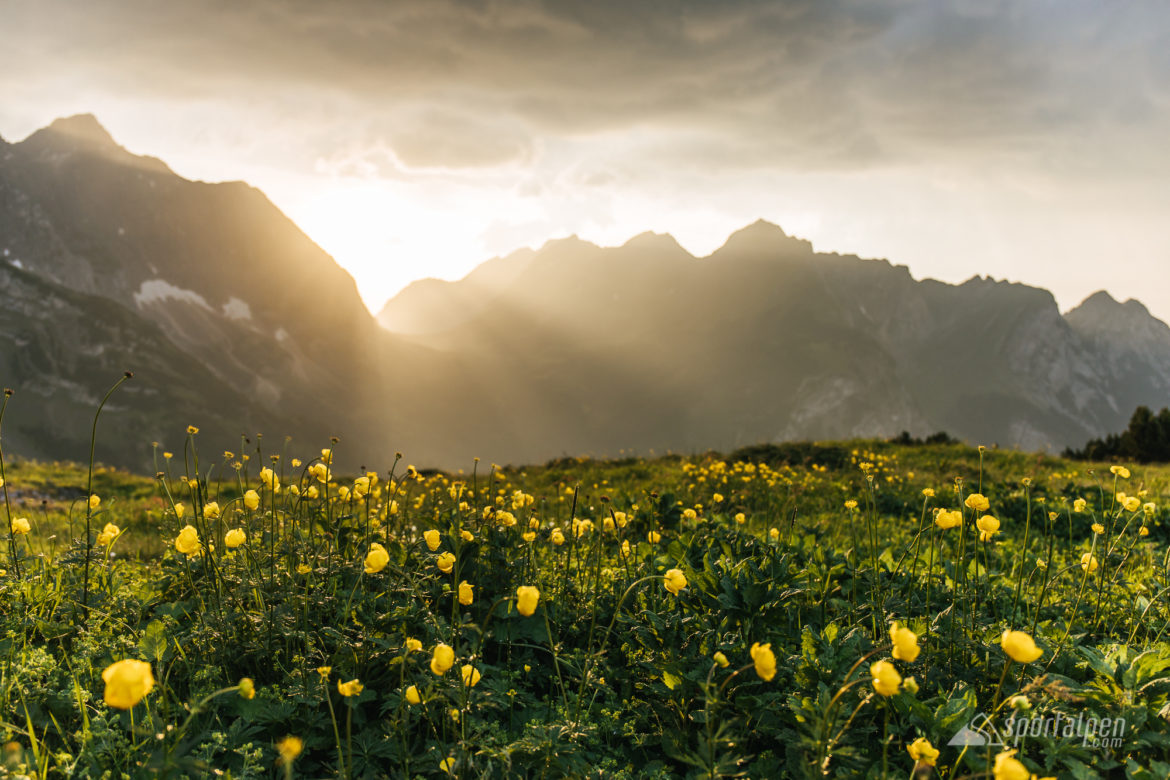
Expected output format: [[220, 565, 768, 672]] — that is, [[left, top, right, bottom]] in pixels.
[[5, 0, 1168, 175]]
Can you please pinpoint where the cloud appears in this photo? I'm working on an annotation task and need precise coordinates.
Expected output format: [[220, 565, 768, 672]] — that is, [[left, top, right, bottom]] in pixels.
[[4, 0, 1167, 176]]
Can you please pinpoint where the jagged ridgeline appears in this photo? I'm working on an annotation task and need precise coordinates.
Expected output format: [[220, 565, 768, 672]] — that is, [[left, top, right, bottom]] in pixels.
[[3, 115, 1170, 470]]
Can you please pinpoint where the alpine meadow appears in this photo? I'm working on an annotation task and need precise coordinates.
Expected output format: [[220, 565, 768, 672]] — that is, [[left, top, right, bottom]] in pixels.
[[4, 2, 1170, 779]]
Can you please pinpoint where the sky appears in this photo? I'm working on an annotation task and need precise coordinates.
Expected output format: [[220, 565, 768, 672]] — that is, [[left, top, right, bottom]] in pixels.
[[2, 0, 1169, 322]]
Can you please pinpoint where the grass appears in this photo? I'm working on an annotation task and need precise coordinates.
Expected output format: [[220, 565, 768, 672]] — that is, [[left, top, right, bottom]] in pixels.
[[1, 389, 1170, 777]]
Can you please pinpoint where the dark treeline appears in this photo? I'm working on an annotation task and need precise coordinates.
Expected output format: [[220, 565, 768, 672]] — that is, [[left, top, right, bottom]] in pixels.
[[1066, 406, 1170, 463]]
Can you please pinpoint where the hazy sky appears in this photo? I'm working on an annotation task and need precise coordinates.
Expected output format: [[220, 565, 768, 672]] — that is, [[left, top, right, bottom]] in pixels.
[[2, 0, 1169, 321]]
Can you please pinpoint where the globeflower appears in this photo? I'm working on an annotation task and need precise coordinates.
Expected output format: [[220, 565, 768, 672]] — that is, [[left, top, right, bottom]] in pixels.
[[238, 678, 255, 700], [364, 543, 390, 574], [976, 515, 1000, 541], [260, 467, 280, 492], [96, 522, 120, 546], [750, 642, 777, 681], [965, 493, 990, 512], [405, 685, 422, 704], [870, 660, 901, 697], [203, 502, 221, 520], [11, 517, 30, 535], [647, 530, 661, 543], [516, 585, 540, 616], [175, 525, 200, 555], [1123, 496, 1141, 512], [424, 529, 441, 551], [734, 512, 746, 525], [1073, 498, 1087, 512], [458, 581, 474, 606], [713, 651, 729, 668], [993, 749, 1055, 780], [907, 737, 938, 766], [551, 528, 566, 546], [102, 659, 155, 709], [461, 664, 482, 687], [89, 494, 101, 510], [405, 637, 422, 652], [890, 622, 920, 662], [430, 643, 455, 675], [225, 528, 246, 548], [1091, 523, 1104, 534], [436, 551, 456, 573], [1080, 552, 1099, 573], [663, 568, 688, 596], [243, 490, 260, 511], [277, 736, 303, 765], [1000, 630, 1043, 663], [1109, 465, 1131, 479], [337, 679, 363, 697], [935, 509, 962, 530]]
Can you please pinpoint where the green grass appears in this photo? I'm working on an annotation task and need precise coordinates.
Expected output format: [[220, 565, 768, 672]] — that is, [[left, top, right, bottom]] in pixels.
[[2, 415, 1170, 777]]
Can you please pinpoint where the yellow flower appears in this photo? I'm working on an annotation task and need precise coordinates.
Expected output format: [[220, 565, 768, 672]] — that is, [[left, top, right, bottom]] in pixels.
[[1110, 465, 1131, 479], [901, 676, 919, 694], [102, 659, 155, 709], [1091, 523, 1105, 534], [439, 757, 456, 775], [163, 452, 173, 460], [461, 529, 474, 542], [459, 581, 474, 606], [186, 425, 199, 435], [461, 664, 482, 687], [1144, 502, 1157, 515], [405, 637, 422, 652], [89, 494, 101, 510], [296, 563, 312, 574], [260, 467, 280, 492], [316, 666, 331, 679], [663, 568, 688, 596], [965, 493, 990, 512], [870, 660, 901, 696], [844, 500, 858, 510], [238, 678, 255, 700], [516, 585, 541, 616], [522, 531, 536, 543], [1000, 630, 1043, 663], [1140, 526, 1150, 537], [405, 685, 422, 704], [243, 490, 260, 511], [97, 522, 120, 546], [1124, 496, 1141, 512], [436, 551, 456, 574], [337, 678, 363, 697], [174, 502, 185, 519], [907, 737, 938, 766], [175, 525, 200, 555], [430, 643, 455, 675], [1080, 552, 1099, 573], [276, 736, 303, 764], [713, 651, 729, 668], [992, 749, 1053, 780], [734, 512, 746, 525], [320, 448, 333, 464], [750, 642, 777, 681], [713, 493, 724, 503], [1073, 498, 1087, 512], [922, 488, 935, 498], [424, 529, 441, 551], [682, 508, 697, 521], [364, 543, 390, 574], [769, 527, 780, 541], [203, 501, 220, 520], [935, 509, 962, 529], [551, 528, 566, 545], [647, 530, 661, 543], [976, 514, 1000, 541], [352, 476, 370, 498], [10, 517, 30, 535], [225, 528, 246, 548], [890, 622, 920, 662]]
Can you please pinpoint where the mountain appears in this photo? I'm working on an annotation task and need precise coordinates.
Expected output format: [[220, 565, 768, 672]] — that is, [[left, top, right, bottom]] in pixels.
[[379, 221, 1170, 457], [0, 114, 422, 468], [4, 114, 1168, 469]]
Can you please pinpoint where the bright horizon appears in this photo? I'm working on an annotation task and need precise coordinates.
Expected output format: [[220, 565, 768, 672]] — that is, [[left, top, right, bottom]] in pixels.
[[3, 2, 1170, 322]]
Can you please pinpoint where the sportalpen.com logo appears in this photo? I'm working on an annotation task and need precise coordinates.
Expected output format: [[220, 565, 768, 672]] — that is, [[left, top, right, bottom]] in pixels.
[[949, 711, 1126, 750]]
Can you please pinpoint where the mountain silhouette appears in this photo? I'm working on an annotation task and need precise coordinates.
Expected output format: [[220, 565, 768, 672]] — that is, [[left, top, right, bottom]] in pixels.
[[3, 115, 1169, 469]]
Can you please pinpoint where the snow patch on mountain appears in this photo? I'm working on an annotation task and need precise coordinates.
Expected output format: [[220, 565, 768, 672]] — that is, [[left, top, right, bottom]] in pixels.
[[133, 279, 212, 310]]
